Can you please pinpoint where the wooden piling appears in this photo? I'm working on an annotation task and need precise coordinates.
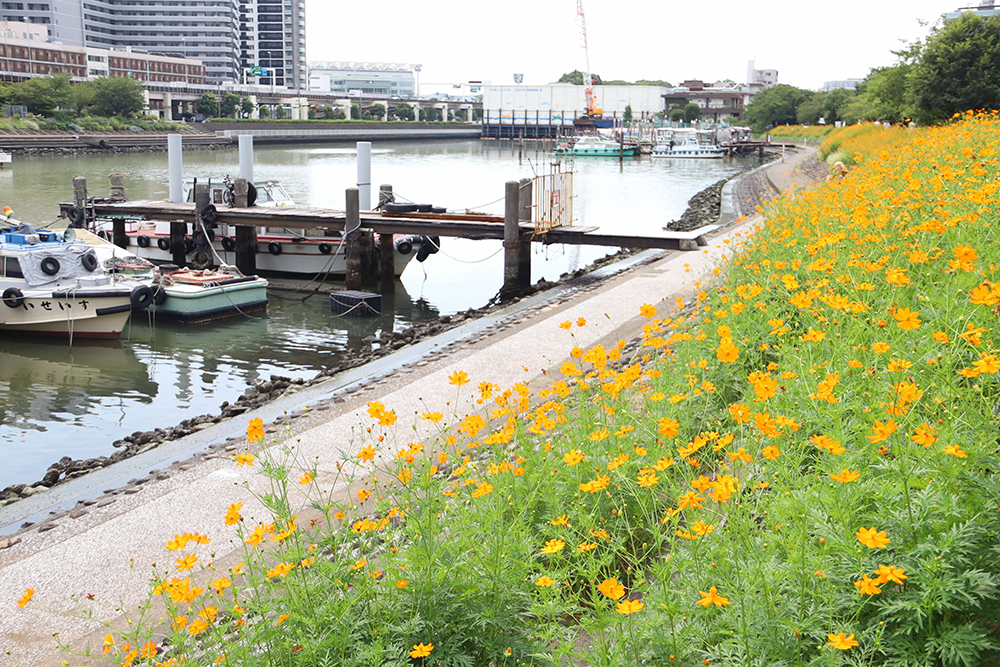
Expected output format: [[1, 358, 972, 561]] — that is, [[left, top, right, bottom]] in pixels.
[[235, 225, 257, 275], [377, 184, 396, 291], [109, 173, 126, 201], [345, 187, 362, 290], [72, 176, 87, 227], [502, 180, 521, 299], [233, 177, 249, 208], [169, 220, 187, 266], [111, 216, 128, 249]]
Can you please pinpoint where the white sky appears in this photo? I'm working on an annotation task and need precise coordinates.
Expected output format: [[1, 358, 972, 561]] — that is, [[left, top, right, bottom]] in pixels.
[[306, 1, 955, 94]]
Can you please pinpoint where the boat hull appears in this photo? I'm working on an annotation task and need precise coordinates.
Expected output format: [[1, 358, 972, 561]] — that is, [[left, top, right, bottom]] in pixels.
[[153, 276, 269, 323], [0, 291, 133, 338]]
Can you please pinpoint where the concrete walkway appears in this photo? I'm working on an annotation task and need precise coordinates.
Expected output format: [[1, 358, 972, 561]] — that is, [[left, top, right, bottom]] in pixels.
[[0, 147, 819, 667]]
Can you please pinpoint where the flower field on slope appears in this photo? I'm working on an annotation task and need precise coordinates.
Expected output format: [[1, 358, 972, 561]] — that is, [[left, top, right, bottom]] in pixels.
[[766, 125, 838, 142], [34, 114, 1000, 667]]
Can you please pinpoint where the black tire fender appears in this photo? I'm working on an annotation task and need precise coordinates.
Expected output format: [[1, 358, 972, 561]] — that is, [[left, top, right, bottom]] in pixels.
[[136, 235, 151, 248], [67, 206, 86, 227], [41, 256, 61, 276], [152, 284, 168, 306], [268, 241, 282, 255], [191, 251, 212, 270], [130, 285, 154, 311], [395, 240, 412, 255], [157, 237, 170, 251], [81, 251, 99, 272], [318, 242, 332, 255], [221, 236, 236, 252], [200, 204, 218, 224], [2, 287, 24, 309]]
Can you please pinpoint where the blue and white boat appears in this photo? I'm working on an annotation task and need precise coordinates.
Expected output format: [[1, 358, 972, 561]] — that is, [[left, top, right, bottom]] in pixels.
[[0, 211, 150, 339]]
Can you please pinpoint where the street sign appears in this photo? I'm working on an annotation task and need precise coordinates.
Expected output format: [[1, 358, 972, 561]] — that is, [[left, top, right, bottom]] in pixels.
[[250, 66, 263, 76]]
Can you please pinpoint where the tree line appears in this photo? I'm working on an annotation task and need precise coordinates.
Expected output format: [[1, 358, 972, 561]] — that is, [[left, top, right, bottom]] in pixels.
[[747, 12, 1000, 131]]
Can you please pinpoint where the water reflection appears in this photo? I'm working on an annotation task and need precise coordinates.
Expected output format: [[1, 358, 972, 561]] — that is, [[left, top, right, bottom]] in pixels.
[[0, 139, 748, 489]]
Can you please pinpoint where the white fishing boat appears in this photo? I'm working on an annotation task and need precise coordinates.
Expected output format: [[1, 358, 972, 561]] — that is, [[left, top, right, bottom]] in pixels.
[[81, 230, 269, 324], [651, 129, 726, 159], [0, 212, 151, 339], [89, 179, 433, 278]]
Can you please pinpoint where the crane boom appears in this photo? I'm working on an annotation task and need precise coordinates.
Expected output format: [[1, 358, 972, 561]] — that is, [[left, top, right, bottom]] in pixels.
[[576, 0, 600, 117]]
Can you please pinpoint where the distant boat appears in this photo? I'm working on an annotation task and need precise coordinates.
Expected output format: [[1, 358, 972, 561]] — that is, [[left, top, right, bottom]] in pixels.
[[554, 135, 639, 157], [651, 129, 726, 159]]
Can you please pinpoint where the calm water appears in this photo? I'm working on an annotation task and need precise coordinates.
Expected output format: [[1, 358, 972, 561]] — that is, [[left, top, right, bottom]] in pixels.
[[0, 139, 752, 489]]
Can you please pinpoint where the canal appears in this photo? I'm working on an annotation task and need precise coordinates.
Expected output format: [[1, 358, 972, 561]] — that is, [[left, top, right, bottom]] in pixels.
[[0, 138, 753, 490]]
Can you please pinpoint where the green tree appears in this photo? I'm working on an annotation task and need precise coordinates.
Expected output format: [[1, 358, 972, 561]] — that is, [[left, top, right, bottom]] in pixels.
[[8, 74, 72, 116], [331, 107, 346, 120], [862, 63, 913, 123], [273, 104, 286, 119], [623, 104, 633, 123], [68, 82, 95, 115], [219, 92, 240, 117], [350, 104, 360, 119], [557, 70, 603, 85], [910, 12, 1000, 124], [796, 89, 856, 126], [197, 92, 218, 118], [634, 79, 673, 87], [393, 101, 414, 121], [473, 107, 484, 121], [90, 77, 145, 116], [745, 84, 814, 133], [670, 108, 685, 123], [240, 97, 254, 118], [423, 106, 442, 122], [320, 104, 334, 119], [683, 103, 702, 123], [371, 102, 386, 120]]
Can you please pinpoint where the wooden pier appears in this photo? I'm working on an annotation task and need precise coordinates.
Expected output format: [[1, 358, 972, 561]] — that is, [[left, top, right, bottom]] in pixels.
[[63, 180, 716, 301]]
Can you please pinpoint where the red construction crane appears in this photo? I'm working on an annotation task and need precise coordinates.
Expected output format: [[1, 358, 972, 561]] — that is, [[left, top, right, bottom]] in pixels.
[[576, 0, 602, 117]]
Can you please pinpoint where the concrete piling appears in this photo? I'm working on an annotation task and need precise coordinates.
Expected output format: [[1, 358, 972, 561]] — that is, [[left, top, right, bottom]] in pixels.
[[503, 180, 521, 299], [517, 178, 532, 290]]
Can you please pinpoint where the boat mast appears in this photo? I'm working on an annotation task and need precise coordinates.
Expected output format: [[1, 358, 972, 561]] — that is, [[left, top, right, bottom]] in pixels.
[[576, 0, 600, 117]]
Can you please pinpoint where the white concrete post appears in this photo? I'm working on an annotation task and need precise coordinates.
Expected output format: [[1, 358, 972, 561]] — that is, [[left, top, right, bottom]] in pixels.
[[239, 134, 254, 184], [414, 105, 420, 122], [163, 92, 173, 120], [357, 142, 372, 211], [249, 95, 259, 119], [168, 134, 183, 203]]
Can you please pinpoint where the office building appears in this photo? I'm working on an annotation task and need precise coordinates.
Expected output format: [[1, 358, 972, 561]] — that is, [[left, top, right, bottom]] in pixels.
[[0, 0, 304, 87]]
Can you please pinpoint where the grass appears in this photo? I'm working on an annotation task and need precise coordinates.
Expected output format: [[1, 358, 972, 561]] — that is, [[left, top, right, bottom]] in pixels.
[[768, 125, 839, 142], [18, 112, 1000, 667]]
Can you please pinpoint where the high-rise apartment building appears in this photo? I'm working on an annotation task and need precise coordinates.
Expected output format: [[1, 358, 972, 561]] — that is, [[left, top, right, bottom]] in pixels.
[[0, 0, 304, 87]]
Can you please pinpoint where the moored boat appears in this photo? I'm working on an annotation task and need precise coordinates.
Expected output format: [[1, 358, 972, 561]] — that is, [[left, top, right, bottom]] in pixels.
[[0, 214, 151, 339], [554, 135, 640, 157], [89, 179, 432, 278], [651, 129, 726, 159]]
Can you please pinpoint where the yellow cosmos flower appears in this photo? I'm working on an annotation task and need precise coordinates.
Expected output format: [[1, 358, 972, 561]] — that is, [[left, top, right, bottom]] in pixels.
[[535, 576, 557, 587], [695, 586, 730, 607], [540, 538, 565, 554], [448, 370, 470, 386], [246, 417, 264, 443], [943, 444, 968, 458], [829, 469, 860, 483], [16, 588, 34, 608]]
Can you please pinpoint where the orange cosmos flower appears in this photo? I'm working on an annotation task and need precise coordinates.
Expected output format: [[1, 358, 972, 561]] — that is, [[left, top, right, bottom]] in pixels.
[[640, 303, 657, 317], [943, 444, 968, 458], [224, 502, 243, 526], [856, 526, 890, 549], [616, 599, 645, 615], [448, 370, 470, 386], [866, 419, 897, 444], [16, 588, 34, 608], [597, 578, 626, 600], [535, 576, 556, 587], [829, 469, 860, 483], [234, 453, 254, 467], [854, 574, 882, 595], [695, 586, 730, 607], [246, 417, 264, 443], [761, 445, 781, 460], [409, 643, 434, 658], [893, 307, 921, 330], [826, 632, 859, 650], [873, 564, 908, 585], [540, 538, 565, 554]]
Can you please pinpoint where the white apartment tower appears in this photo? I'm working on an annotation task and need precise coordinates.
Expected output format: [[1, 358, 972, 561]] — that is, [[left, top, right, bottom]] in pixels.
[[0, 0, 305, 87]]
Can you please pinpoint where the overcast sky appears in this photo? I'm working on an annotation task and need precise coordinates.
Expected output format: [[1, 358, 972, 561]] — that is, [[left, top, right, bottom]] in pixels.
[[306, 1, 957, 94]]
